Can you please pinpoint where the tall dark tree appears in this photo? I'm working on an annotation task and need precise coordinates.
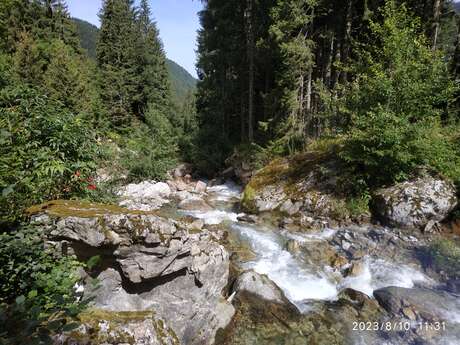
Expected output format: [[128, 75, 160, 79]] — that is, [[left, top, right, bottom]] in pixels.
[[135, 0, 171, 119], [97, 0, 138, 127]]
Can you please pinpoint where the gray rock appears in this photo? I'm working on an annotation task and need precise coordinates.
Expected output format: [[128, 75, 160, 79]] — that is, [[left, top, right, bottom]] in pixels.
[[54, 310, 178, 345], [194, 180, 207, 193], [286, 239, 301, 253], [53, 217, 106, 247], [117, 181, 171, 210], [280, 199, 302, 216], [374, 286, 460, 321], [34, 203, 233, 345], [373, 175, 457, 229], [178, 196, 213, 211], [233, 270, 290, 305], [173, 163, 193, 179]]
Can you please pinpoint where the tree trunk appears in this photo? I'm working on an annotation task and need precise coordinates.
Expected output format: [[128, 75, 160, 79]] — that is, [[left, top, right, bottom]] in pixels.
[[432, 0, 442, 51], [340, 0, 353, 83], [451, 16, 460, 78], [246, 0, 255, 142]]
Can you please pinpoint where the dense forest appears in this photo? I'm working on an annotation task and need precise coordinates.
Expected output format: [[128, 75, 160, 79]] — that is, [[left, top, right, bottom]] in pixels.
[[195, 0, 460, 185], [1, 0, 460, 343]]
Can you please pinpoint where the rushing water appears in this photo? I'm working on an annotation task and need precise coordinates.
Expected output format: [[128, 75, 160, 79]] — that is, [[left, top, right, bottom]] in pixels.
[[178, 182, 460, 344], [186, 183, 433, 308]]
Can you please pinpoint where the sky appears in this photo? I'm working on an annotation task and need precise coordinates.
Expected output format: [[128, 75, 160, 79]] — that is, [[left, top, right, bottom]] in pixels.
[[67, 0, 203, 78]]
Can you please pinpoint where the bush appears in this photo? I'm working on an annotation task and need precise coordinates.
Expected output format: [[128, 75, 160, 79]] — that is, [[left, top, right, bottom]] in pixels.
[[338, 2, 459, 190], [119, 105, 178, 181], [0, 85, 97, 225], [0, 225, 84, 344]]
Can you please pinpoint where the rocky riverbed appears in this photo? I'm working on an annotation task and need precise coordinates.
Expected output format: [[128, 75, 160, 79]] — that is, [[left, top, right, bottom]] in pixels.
[[27, 166, 460, 345]]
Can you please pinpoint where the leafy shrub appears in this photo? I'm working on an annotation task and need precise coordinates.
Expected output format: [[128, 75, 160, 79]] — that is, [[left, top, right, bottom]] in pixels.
[[0, 225, 84, 344], [338, 2, 459, 190], [119, 106, 178, 181], [0, 85, 97, 225]]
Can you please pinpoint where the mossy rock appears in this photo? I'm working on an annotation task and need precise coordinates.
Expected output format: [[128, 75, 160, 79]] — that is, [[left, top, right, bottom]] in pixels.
[[242, 151, 370, 221], [215, 291, 344, 345], [64, 309, 180, 345], [27, 199, 159, 219]]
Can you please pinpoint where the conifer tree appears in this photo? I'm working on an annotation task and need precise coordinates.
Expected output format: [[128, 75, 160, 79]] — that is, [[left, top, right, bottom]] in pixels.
[[134, 0, 171, 119], [97, 0, 139, 127]]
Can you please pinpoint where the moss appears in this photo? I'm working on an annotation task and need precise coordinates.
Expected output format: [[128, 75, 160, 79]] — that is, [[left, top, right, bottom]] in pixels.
[[66, 309, 180, 345], [79, 309, 154, 323], [215, 291, 344, 345], [241, 185, 257, 212], [428, 239, 460, 277], [26, 199, 159, 218]]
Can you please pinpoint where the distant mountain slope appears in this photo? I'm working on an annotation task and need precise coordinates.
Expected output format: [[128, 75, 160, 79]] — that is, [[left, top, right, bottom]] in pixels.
[[71, 18, 196, 105], [166, 59, 197, 105], [72, 18, 98, 60], [454, 2, 460, 13]]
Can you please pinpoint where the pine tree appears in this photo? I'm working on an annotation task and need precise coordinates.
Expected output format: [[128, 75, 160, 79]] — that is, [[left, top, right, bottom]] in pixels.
[[97, 0, 139, 128], [134, 0, 171, 119]]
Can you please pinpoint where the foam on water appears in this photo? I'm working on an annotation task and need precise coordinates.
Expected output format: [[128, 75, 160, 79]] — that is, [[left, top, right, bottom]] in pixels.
[[341, 258, 434, 296], [232, 224, 339, 303], [185, 184, 442, 314], [282, 228, 337, 243], [182, 209, 240, 225], [207, 182, 242, 201]]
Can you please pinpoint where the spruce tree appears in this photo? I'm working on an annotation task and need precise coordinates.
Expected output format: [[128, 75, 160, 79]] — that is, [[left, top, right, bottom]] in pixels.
[[134, 0, 171, 120], [97, 0, 139, 128]]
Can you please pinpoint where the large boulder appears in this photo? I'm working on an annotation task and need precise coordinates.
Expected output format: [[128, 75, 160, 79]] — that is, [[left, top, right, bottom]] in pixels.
[[29, 200, 233, 345], [178, 196, 213, 211], [373, 175, 457, 229], [233, 270, 290, 305], [241, 153, 370, 227], [373, 286, 460, 321], [117, 181, 171, 211], [54, 309, 179, 345]]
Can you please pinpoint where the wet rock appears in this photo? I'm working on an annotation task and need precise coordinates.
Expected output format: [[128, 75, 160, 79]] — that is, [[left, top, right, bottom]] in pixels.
[[373, 175, 457, 229], [332, 255, 349, 269], [194, 180, 208, 193], [236, 214, 257, 223], [402, 306, 417, 321], [117, 181, 171, 211], [301, 241, 338, 266], [424, 220, 441, 233], [218, 281, 344, 345], [178, 196, 213, 211], [285, 239, 301, 253], [346, 261, 365, 277], [233, 271, 290, 305], [373, 286, 460, 321]]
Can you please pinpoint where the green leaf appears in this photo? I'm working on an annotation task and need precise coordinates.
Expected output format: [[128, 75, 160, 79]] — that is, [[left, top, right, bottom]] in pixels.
[[15, 295, 25, 305], [28, 290, 38, 299], [61, 322, 80, 332], [2, 184, 15, 197]]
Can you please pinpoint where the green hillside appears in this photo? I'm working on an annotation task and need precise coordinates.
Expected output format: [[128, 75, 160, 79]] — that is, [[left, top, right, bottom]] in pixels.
[[72, 18, 99, 60], [166, 59, 197, 105], [71, 18, 196, 105]]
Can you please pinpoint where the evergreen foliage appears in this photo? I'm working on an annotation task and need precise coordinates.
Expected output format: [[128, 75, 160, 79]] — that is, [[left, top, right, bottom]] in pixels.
[[339, 2, 460, 190], [72, 17, 99, 59]]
